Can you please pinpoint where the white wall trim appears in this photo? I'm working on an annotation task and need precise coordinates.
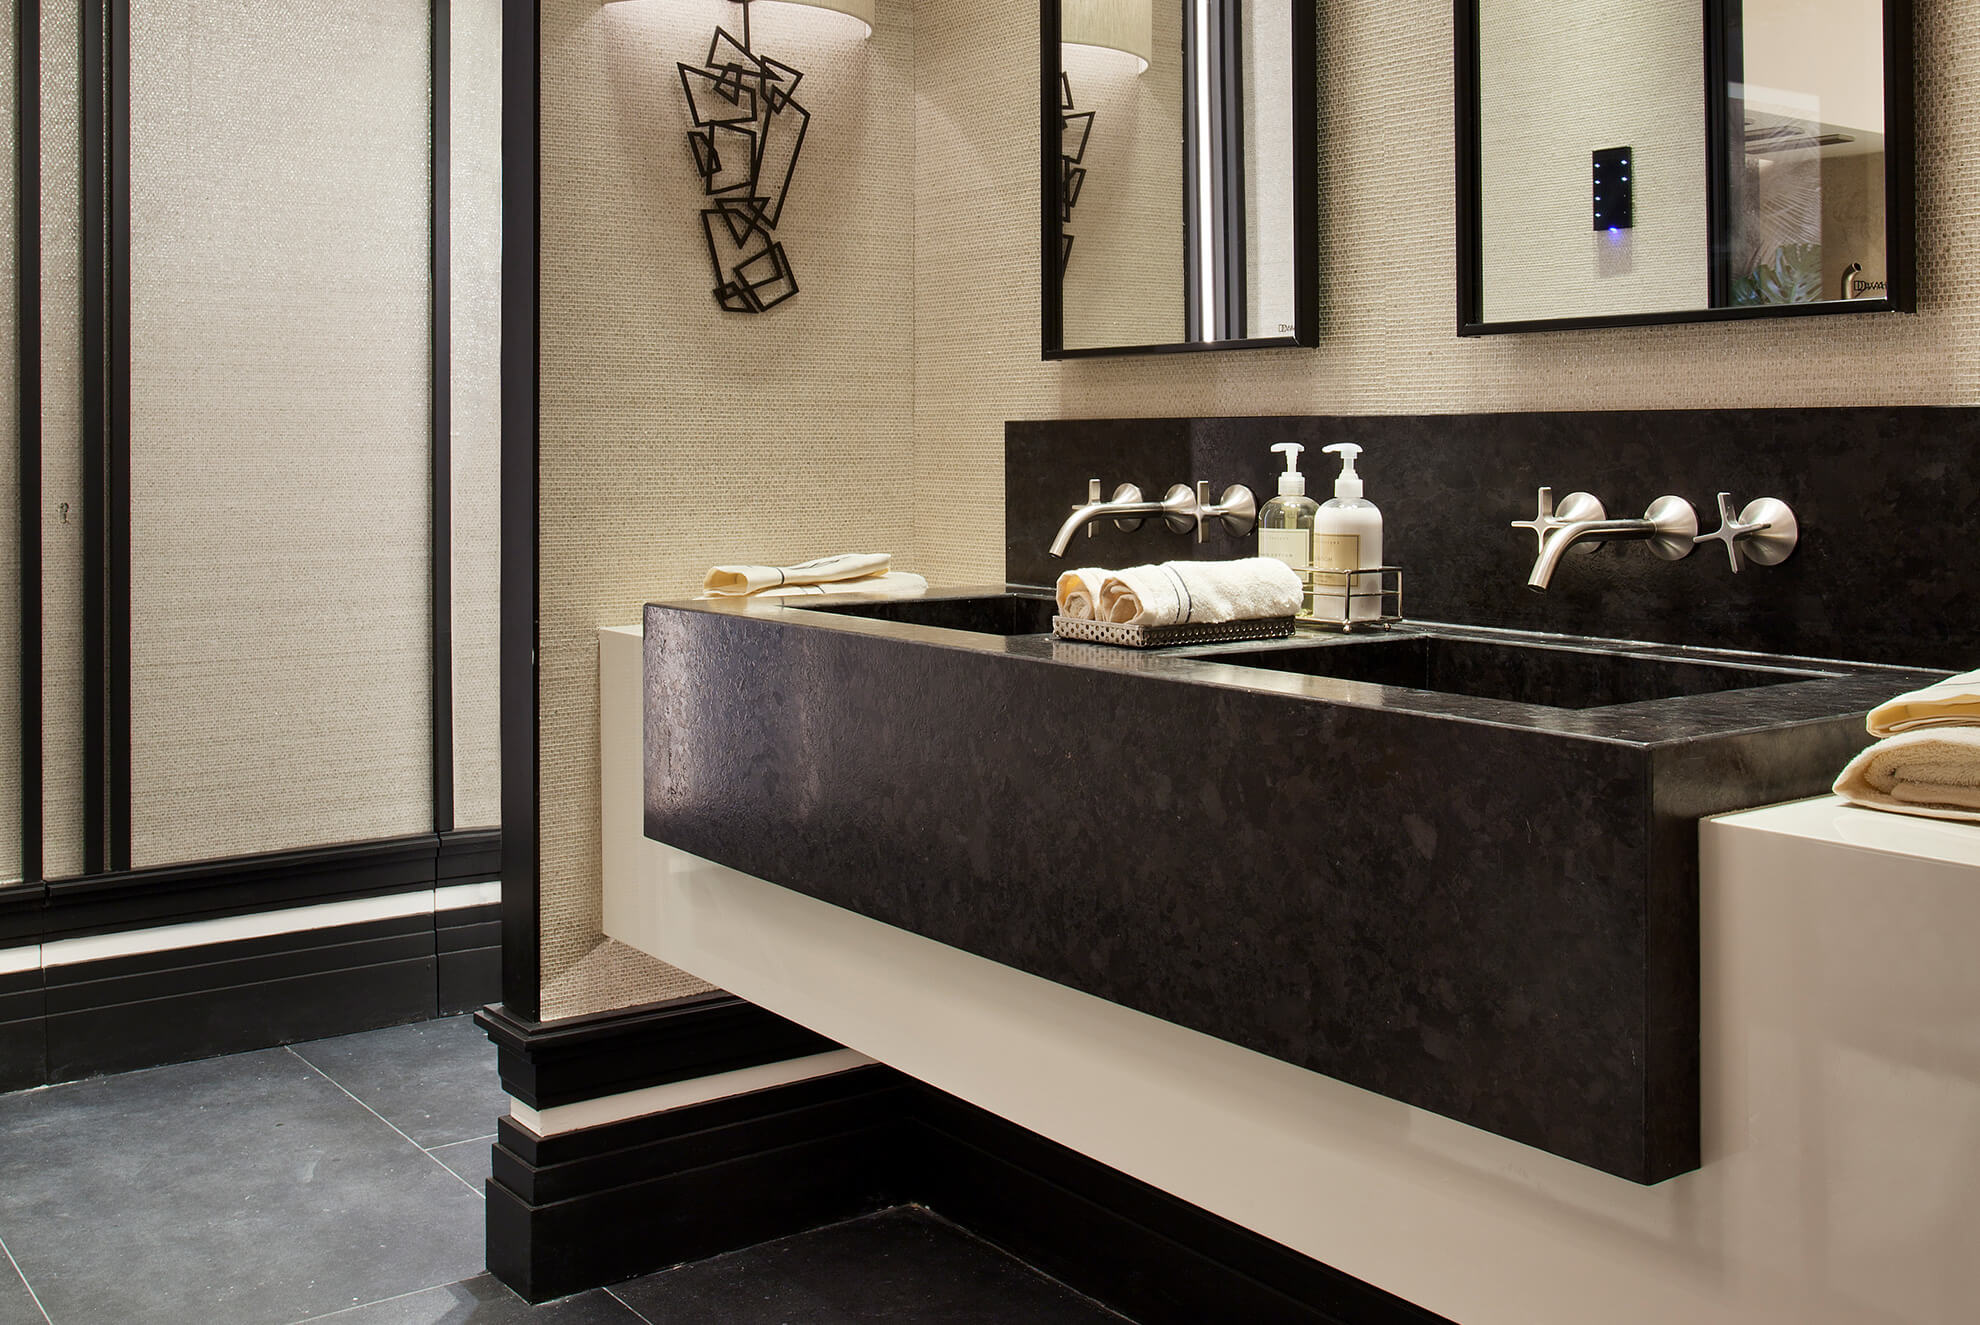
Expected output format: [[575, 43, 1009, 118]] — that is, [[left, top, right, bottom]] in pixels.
[[436, 880, 502, 911], [0, 945, 39, 977], [508, 1048, 876, 1137]]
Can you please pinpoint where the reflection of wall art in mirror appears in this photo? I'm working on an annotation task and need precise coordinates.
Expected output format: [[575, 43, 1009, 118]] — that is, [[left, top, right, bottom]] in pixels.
[[1456, 0, 1915, 335], [1042, 0, 1317, 357], [678, 1, 811, 313], [1060, 72, 1096, 276]]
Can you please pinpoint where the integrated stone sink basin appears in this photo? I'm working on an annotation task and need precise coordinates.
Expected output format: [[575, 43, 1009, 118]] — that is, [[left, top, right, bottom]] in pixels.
[[800, 592, 1056, 637], [1198, 633, 1837, 711], [644, 588, 1946, 1183]]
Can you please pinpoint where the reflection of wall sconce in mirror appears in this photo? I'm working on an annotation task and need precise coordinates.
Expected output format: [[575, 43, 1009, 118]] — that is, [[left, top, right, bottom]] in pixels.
[[1061, 0, 1153, 72], [677, 0, 872, 314], [1059, 73, 1094, 277]]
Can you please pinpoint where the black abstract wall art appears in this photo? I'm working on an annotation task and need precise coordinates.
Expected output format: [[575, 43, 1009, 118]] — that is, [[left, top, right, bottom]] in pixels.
[[1060, 71, 1094, 277], [679, 1, 810, 313]]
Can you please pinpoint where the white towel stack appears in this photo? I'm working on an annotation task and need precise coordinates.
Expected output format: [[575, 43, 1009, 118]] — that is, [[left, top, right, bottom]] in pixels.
[[701, 553, 928, 601], [1833, 667, 1980, 822], [1053, 558, 1304, 627]]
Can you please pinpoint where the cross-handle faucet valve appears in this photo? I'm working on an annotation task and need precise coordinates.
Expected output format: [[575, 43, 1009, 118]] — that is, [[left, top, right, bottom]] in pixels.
[[1693, 493, 1799, 573]]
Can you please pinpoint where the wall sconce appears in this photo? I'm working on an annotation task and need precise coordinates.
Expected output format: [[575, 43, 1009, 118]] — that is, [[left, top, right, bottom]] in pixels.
[[1061, 0, 1152, 72], [678, 0, 869, 314]]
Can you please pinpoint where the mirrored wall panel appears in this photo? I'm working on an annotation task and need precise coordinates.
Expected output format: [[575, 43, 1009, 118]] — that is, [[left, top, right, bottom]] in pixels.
[[1042, 0, 1316, 356], [1458, 0, 1913, 334]]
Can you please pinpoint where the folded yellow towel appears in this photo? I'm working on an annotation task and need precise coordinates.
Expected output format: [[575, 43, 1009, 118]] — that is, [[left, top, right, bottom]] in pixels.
[[1867, 667, 1980, 735], [1094, 558, 1305, 628], [1833, 728, 1980, 822], [703, 553, 893, 597], [1054, 568, 1109, 620]]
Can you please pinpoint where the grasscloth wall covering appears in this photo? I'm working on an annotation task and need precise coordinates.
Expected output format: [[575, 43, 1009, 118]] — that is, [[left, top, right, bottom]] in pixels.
[[0, 0, 17, 884], [40, 0, 83, 881], [543, 0, 1980, 1018], [454, 0, 504, 830], [539, 0, 916, 1015], [128, 0, 433, 867]]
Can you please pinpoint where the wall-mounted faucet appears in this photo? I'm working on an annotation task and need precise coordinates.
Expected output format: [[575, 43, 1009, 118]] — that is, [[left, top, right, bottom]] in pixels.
[[1512, 487, 1697, 591], [1048, 478, 1256, 558]]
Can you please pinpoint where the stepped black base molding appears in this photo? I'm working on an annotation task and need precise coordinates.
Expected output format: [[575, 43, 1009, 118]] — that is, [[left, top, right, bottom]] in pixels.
[[0, 830, 501, 1089], [480, 1001, 1449, 1324]]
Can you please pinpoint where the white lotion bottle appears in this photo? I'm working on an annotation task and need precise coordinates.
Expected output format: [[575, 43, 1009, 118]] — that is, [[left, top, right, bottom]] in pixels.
[[1314, 443, 1383, 622], [1257, 443, 1320, 614]]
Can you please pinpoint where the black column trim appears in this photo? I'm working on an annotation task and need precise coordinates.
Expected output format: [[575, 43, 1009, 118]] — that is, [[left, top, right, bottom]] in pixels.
[[17, 0, 41, 885], [430, 0, 454, 837], [78, 0, 102, 875], [476, 992, 838, 1110], [104, 0, 126, 873], [498, 0, 540, 1020]]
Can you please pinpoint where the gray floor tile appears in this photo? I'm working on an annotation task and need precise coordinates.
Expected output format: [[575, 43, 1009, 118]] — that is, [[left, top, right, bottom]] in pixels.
[[429, 1137, 495, 1192], [300, 1275, 643, 1324], [0, 1246, 47, 1325], [291, 1015, 508, 1149], [610, 1206, 1133, 1325], [0, 1048, 486, 1325]]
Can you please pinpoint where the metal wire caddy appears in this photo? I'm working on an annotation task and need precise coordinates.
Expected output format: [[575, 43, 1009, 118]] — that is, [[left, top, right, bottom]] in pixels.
[[1293, 565, 1403, 632]]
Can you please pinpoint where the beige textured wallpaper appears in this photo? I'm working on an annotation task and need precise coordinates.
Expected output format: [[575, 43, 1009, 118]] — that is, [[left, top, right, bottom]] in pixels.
[[538, 0, 917, 1015], [126, 0, 434, 867], [40, 0, 83, 880], [1478, 0, 1707, 322], [0, 0, 17, 884], [453, 0, 504, 830], [543, 0, 1980, 1019]]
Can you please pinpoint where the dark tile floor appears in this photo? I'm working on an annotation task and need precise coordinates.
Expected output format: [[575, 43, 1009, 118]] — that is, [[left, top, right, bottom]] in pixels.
[[0, 1016, 1134, 1325]]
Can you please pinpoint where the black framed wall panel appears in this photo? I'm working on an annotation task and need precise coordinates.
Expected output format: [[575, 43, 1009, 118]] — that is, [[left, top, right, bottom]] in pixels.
[[431, 0, 454, 838], [14, 0, 39, 888]]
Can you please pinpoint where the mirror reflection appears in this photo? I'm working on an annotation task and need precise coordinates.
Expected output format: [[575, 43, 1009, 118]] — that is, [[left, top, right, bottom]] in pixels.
[[1466, 0, 1910, 330], [1047, 0, 1314, 356]]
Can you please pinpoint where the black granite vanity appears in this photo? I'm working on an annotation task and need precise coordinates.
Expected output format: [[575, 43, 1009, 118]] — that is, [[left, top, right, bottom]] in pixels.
[[644, 588, 1940, 1184]]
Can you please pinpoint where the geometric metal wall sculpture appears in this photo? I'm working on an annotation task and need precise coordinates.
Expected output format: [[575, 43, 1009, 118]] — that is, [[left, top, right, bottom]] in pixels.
[[679, 1, 809, 312], [1059, 71, 1094, 278]]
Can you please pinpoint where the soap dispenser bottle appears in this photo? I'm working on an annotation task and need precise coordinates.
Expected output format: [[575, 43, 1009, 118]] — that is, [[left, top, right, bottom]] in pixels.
[[1314, 443, 1384, 622], [1257, 442, 1320, 613]]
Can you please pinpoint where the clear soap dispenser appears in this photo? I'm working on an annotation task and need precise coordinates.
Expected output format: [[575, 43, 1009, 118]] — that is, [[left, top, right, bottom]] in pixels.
[[1258, 443, 1320, 613], [1314, 443, 1384, 622]]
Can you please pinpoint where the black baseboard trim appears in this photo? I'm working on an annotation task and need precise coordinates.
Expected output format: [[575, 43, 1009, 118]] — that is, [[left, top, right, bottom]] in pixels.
[[0, 827, 502, 947], [477, 991, 839, 1110], [483, 1045, 1451, 1323], [0, 836, 504, 1088]]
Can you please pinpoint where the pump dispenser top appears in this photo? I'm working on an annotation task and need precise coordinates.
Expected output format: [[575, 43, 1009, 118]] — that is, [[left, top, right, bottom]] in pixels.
[[1271, 442, 1307, 496], [1322, 443, 1364, 500]]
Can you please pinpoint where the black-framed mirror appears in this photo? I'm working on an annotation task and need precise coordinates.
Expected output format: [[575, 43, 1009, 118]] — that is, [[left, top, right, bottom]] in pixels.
[[1041, 0, 1318, 358], [1455, 0, 1915, 336]]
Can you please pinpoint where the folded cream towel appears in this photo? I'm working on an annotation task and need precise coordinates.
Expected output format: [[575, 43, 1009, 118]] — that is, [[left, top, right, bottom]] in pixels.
[[1097, 558, 1305, 628], [703, 553, 892, 597], [1833, 728, 1980, 822], [1867, 667, 1980, 735], [712, 571, 929, 601], [1054, 568, 1110, 620]]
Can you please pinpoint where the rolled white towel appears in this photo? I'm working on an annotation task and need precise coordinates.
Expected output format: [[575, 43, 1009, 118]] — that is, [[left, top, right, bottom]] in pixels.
[[1098, 558, 1305, 628], [1054, 568, 1110, 620], [1866, 667, 1980, 735], [1833, 728, 1980, 822], [730, 571, 929, 601], [703, 552, 892, 597]]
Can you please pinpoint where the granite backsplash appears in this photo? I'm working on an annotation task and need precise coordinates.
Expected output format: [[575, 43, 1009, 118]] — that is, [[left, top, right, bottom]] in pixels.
[[1007, 408, 1980, 670]]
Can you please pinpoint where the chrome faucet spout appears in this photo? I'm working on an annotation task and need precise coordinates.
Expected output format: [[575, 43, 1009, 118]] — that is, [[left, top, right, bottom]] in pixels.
[[1047, 482, 1198, 557], [1522, 493, 1698, 590]]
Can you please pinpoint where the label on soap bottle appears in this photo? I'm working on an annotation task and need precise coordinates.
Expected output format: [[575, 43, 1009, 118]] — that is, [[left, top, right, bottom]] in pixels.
[[1313, 533, 1360, 570], [1257, 526, 1312, 570]]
